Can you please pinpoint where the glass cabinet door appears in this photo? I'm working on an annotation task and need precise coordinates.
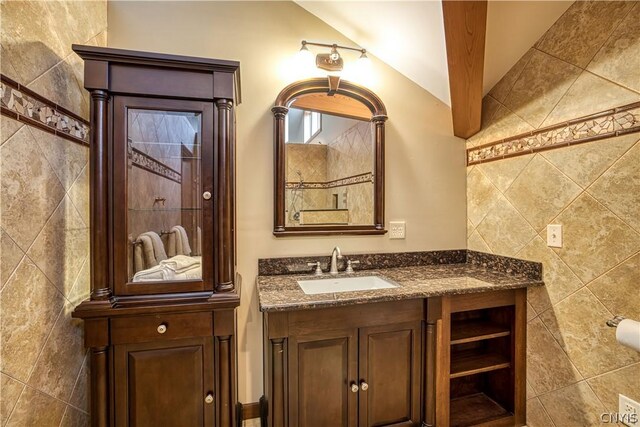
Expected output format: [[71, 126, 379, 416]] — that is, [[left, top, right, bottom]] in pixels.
[[114, 97, 214, 295]]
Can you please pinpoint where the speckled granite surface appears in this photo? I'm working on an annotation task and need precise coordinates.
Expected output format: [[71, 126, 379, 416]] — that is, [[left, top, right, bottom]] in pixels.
[[257, 255, 544, 312]]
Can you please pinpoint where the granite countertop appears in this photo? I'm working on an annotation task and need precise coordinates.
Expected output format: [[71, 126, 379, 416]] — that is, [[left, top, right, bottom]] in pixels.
[[257, 257, 544, 312]]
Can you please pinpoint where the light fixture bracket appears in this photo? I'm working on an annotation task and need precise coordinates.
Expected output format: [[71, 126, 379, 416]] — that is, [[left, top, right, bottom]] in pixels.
[[315, 53, 343, 72]]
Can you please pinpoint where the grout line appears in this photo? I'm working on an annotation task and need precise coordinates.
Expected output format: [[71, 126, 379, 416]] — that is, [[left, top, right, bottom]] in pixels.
[[24, 305, 65, 385], [4, 381, 27, 426], [536, 395, 559, 427], [492, 48, 536, 105]]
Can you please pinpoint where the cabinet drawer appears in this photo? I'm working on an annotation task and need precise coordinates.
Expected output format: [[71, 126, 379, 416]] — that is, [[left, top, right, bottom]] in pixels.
[[111, 312, 213, 344]]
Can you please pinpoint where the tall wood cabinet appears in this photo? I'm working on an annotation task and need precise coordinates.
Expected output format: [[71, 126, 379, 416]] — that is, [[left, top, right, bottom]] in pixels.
[[71, 45, 241, 427]]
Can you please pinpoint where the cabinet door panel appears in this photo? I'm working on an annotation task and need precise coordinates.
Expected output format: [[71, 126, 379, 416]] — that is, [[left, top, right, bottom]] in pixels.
[[289, 329, 358, 427], [359, 322, 421, 427], [115, 337, 214, 426]]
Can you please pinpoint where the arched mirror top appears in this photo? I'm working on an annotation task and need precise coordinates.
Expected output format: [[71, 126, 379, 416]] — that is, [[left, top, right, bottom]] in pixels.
[[273, 78, 387, 121], [272, 77, 388, 237]]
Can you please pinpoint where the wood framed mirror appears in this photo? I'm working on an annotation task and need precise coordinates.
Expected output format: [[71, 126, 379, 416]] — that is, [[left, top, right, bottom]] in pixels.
[[272, 77, 388, 236]]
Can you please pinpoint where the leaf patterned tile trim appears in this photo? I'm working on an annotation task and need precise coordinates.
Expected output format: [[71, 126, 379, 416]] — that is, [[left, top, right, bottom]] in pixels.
[[0, 74, 89, 146], [468, 102, 640, 165]]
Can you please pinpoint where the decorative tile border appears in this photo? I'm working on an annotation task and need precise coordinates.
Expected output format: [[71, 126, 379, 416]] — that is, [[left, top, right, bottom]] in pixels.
[[128, 140, 182, 184], [467, 102, 640, 165], [286, 172, 373, 189], [0, 74, 90, 146]]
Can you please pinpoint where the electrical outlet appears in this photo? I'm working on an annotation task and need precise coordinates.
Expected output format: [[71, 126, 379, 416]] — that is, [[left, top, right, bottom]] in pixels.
[[389, 221, 406, 239], [547, 224, 563, 247], [620, 395, 640, 427]]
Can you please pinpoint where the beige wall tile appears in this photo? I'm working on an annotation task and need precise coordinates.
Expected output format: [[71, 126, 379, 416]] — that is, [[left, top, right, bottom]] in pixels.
[[28, 303, 86, 401], [588, 363, 640, 413], [467, 231, 491, 253], [466, 167, 501, 226], [60, 406, 89, 427], [31, 127, 88, 191], [0, 116, 23, 146], [489, 49, 535, 103], [542, 71, 640, 128], [0, 374, 24, 426], [542, 134, 638, 189], [588, 3, 640, 93], [538, 381, 607, 427], [6, 386, 66, 427], [466, 219, 474, 238], [526, 397, 555, 427], [0, 229, 24, 289], [504, 50, 582, 128], [526, 301, 537, 322], [0, 126, 65, 251], [518, 236, 583, 313], [67, 259, 90, 307], [1, 259, 65, 381], [26, 196, 89, 297], [69, 355, 89, 413], [0, 1, 67, 85], [480, 95, 502, 130], [505, 155, 581, 232], [552, 193, 640, 283], [536, 1, 634, 68], [527, 317, 582, 394], [477, 154, 532, 193], [588, 141, 640, 232], [476, 196, 536, 256], [68, 165, 90, 226], [588, 253, 640, 320], [27, 59, 88, 122], [471, 105, 534, 146], [526, 380, 537, 399], [539, 288, 640, 378]]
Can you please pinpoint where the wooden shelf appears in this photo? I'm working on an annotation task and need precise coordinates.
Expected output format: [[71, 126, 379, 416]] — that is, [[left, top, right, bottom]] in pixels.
[[451, 320, 510, 345], [450, 350, 510, 378], [450, 393, 512, 427]]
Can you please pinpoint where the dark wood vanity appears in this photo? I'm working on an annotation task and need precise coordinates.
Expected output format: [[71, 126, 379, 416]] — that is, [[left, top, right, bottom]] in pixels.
[[71, 45, 241, 427], [259, 253, 538, 427]]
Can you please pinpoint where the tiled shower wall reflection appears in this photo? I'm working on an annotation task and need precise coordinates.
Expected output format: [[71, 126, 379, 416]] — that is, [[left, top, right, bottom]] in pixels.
[[467, 2, 640, 426], [285, 121, 374, 225], [1, 2, 107, 426]]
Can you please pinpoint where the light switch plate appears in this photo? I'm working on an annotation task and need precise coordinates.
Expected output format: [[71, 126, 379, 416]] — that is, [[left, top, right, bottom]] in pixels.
[[389, 221, 406, 239], [547, 224, 563, 247]]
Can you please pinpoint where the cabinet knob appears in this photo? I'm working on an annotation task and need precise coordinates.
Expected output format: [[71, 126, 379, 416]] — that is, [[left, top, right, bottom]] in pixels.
[[360, 381, 369, 391], [202, 191, 212, 200], [157, 323, 168, 334], [350, 383, 359, 393], [205, 393, 214, 404]]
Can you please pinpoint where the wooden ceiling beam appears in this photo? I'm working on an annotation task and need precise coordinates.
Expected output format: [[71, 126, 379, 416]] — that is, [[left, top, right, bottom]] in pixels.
[[442, 0, 487, 139]]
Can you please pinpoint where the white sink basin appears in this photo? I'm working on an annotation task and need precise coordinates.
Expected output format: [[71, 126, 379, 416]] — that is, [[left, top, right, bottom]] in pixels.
[[297, 275, 398, 295]]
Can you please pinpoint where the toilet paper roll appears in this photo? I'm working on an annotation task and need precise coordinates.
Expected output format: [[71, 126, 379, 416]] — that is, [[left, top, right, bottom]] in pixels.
[[616, 319, 640, 352]]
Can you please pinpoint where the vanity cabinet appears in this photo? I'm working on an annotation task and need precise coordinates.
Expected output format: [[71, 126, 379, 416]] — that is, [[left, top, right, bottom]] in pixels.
[[263, 289, 527, 427], [71, 45, 241, 427], [264, 300, 423, 427]]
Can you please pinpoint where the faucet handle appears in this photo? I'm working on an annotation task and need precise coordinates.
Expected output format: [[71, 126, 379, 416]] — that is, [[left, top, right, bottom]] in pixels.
[[345, 259, 360, 273], [307, 262, 323, 276]]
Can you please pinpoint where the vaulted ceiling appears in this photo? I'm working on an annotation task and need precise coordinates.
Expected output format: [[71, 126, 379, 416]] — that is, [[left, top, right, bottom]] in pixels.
[[296, 1, 572, 106]]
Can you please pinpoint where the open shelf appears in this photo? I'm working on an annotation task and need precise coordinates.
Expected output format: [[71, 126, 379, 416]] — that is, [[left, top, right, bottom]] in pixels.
[[451, 320, 510, 345], [450, 393, 512, 427], [450, 349, 510, 378]]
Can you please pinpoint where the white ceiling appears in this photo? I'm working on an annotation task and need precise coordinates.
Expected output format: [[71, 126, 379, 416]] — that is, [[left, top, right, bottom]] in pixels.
[[296, 1, 572, 106]]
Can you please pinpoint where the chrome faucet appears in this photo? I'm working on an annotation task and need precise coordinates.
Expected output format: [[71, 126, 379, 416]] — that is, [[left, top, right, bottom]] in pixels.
[[329, 246, 343, 275]]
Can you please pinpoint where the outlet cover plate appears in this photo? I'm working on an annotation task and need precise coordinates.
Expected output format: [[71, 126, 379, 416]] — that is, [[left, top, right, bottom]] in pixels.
[[389, 221, 406, 239], [547, 224, 563, 248], [620, 394, 640, 427]]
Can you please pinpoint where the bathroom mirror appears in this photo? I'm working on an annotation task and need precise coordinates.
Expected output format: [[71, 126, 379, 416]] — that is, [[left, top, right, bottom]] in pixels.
[[126, 108, 204, 282], [272, 78, 387, 236]]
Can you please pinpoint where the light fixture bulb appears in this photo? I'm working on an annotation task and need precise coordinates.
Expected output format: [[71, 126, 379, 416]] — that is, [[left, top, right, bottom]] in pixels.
[[293, 43, 315, 78], [330, 46, 340, 61]]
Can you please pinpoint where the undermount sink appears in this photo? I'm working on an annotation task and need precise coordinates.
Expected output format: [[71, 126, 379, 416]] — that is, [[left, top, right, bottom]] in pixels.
[[297, 275, 398, 295]]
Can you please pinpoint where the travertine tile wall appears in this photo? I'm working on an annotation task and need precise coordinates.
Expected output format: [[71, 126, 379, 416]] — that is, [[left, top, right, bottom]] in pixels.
[[327, 121, 374, 225], [0, 2, 107, 426], [467, 2, 640, 426]]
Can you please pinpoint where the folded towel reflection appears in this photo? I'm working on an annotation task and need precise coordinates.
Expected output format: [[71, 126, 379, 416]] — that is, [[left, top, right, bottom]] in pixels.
[[160, 255, 201, 272], [132, 255, 201, 282]]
